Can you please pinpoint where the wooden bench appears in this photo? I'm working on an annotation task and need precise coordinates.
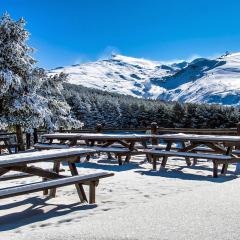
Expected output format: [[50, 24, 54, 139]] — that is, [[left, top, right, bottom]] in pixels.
[[151, 144, 214, 152], [0, 172, 114, 203], [34, 143, 70, 150], [144, 149, 236, 177], [0, 148, 116, 203]]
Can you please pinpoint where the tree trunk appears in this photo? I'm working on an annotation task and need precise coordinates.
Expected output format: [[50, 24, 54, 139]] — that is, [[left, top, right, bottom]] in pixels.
[[16, 125, 25, 151]]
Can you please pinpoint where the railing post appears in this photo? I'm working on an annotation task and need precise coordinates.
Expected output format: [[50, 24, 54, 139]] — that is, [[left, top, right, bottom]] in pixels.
[[33, 128, 38, 144], [237, 123, 240, 136], [151, 122, 158, 146], [59, 126, 63, 133], [26, 132, 31, 149], [95, 123, 102, 133], [236, 123, 240, 149]]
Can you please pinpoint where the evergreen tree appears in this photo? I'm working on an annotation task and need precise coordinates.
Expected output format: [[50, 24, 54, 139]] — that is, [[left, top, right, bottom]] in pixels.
[[0, 13, 82, 132]]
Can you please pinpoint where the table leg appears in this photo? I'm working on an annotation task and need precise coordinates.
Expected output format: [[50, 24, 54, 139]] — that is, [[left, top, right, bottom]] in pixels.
[[124, 141, 136, 163], [213, 160, 218, 178], [221, 146, 232, 175], [68, 162, 88, 203], [181, 142, 191, 166], [160, 141, 172, 169]]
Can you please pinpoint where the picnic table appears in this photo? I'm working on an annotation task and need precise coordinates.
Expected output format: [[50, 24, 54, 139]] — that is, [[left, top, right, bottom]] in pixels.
[[0, 135, 16, 154], [146, 133, 240, 177], [41, 133, 152, 164], [0, 148, 114, 203]]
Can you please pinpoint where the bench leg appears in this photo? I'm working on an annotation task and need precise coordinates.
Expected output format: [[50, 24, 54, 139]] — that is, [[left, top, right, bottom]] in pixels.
[[89, 181, 98, 204], [193, 158, 198, 165], [124, 154, 131, 163], [213, 161, 218, 178], [42, 177, 48, 195], [68, 162, 88, 203], [117, 155, 123, 166], [49, 161, 61, 197], [221, 163, 228, 175], [185, 157, 191, 166], [85, 154, 91, 162]]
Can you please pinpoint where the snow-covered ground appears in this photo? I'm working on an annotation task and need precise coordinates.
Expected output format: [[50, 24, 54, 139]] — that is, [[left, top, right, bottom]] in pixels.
[[1, 154, 240, 240], [50, 52, 240, 107]]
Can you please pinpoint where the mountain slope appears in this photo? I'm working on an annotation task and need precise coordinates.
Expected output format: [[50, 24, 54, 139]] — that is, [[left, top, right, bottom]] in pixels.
[[159, 53, 240, 106], [50, 54, 185, 99], [50, 52, 240, 107]]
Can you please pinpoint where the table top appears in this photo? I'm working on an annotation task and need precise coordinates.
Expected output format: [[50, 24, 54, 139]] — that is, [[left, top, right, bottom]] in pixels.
[[154, 133, 240, 143], [0, 148, 96, 168], [42, 133, 153, 140]]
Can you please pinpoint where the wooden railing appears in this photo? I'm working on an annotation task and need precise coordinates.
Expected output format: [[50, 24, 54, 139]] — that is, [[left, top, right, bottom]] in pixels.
[[1, 122, 240, 151]]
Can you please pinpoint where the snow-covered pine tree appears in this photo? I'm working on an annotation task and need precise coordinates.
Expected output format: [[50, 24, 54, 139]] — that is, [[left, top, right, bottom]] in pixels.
[[0, 13, 82, 146]]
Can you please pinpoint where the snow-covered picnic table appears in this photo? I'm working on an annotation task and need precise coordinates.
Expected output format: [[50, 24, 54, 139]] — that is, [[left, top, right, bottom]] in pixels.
[[0, 148, 114, 203], [147, 133, 240, 177], [42, 133, 153, 163]]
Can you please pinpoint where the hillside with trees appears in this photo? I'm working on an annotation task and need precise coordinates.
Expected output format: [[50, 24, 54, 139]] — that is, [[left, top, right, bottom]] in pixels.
[[63, 83, 240, 129]]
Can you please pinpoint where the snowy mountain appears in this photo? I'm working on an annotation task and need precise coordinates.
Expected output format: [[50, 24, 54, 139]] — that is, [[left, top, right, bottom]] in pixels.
[[50, 52, 240, 107], [50, 54, 186, 99]]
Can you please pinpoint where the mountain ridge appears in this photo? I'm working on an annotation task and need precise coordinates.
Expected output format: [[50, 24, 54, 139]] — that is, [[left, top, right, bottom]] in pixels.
[[49, 52, 240, 107]]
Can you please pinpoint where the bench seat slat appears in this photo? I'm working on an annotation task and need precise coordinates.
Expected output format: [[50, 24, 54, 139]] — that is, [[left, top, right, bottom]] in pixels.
[[144, 149, 233, 160], [0, 172, 114, 199], [34, 143, 70, 149], [151, 145, 214, 152], [90, 146, 130, 153]]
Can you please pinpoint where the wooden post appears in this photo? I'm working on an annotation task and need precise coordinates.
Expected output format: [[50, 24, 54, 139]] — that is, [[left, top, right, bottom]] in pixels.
[[26, 132, 31, 149], [236, 123, 240, 150], [151, 122, 158, 146], [49, 161, 61, 197], [33, 128, 38, 144], [95, 123, 102, 133], [15, 125, 25, 151], [59, 126, 63, 133]]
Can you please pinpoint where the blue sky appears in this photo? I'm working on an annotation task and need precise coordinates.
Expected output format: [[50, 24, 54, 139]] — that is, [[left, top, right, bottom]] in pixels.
[[1, 0, 240, 69]]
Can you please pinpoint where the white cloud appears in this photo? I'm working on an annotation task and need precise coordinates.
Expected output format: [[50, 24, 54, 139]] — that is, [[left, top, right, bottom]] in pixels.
[[98, 46, 120, 60], [73, 54, 90, 64]]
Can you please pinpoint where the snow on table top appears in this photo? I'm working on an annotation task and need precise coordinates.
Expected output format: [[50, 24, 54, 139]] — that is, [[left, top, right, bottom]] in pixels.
[[42, 133, 152, 140], [0, 148, 96, 167], [153, 133, 240, 142]]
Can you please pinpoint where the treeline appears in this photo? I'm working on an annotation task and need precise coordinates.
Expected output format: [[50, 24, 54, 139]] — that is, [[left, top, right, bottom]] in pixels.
[[63, 83, 240, 129]]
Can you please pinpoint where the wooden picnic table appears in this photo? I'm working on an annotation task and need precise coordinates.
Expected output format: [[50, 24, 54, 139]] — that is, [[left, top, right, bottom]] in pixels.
[[150, 133, 240, 176], [0, 135, 13, 154], [0, 148, 114, 203], [42, 133, 152, 163]]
